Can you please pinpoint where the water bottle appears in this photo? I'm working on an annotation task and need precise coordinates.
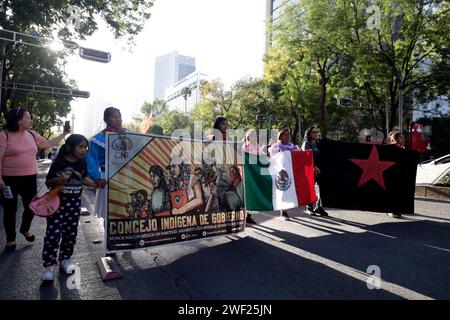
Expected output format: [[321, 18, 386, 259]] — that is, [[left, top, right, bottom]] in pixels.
[[2, 186, 13, 199]]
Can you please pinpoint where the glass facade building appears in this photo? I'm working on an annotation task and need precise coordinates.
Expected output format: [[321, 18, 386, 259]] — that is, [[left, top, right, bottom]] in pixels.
[[153, 51, 196, 100], [164, 71, 208, 115]]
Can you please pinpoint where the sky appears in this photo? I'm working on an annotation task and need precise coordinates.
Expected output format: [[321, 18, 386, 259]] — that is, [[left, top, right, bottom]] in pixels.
[[65, 0, 268, 136]]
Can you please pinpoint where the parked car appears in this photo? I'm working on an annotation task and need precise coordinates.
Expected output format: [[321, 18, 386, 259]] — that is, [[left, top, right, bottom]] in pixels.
[[416, 154, 450, 185]]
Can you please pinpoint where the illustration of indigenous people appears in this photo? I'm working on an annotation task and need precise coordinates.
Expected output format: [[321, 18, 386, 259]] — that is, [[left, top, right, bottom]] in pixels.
[[125, 202, 135, 218], [229, 165, 243, 208], [136, 189, 150, 215], [215, 164, 241, 212], [196, 161, 220, 214], [127, 189, 150, 219], [166, 160, 203, 215], [148, 165, 171, 217]]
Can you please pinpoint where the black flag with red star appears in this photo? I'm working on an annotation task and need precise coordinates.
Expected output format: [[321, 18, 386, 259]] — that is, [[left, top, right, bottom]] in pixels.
[[317, 139, 420, 214]]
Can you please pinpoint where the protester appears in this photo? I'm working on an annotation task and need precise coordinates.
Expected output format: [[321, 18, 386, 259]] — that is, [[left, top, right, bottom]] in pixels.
[[268, 129, 298, 156], [41, 134, 97, 281], [211, 116, 228, 141], [269, 129, 298, 220], [392, 131, 406, 149], [86, 107, 127, 225], [301, 126, 329, 217], [386, 131, 406, 218], [243, 129, 266, 224], [243, 129, 265, 155], [0, 107, 70, 252]]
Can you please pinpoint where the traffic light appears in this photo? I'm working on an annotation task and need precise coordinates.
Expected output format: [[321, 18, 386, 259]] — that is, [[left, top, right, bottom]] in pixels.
[[79, 47, 111, 63], [339, 98, 353, 107], [72, 90, 90, 98]]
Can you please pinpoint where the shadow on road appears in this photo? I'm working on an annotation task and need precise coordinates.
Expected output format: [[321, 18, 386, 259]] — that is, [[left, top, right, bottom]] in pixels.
[[104, 216, 450, 300]]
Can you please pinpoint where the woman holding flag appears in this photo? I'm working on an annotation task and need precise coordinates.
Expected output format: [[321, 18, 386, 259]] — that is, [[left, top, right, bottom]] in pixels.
[[268, 129, 299, 220]]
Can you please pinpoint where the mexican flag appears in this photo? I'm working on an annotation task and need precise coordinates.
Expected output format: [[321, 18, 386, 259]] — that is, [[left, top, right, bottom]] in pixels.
[[244, 150, 317, 211]]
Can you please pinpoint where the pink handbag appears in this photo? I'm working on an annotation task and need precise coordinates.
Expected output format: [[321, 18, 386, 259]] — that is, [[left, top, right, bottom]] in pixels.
[[29, 185, 63, 218]]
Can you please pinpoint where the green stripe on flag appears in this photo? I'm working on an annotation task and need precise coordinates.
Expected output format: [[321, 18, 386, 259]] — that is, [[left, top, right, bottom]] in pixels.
[[244, 152, 273, 211]]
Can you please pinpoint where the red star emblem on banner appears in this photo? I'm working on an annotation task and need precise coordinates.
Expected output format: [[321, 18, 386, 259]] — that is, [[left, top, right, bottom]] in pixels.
[[349, 145, 395, 190]]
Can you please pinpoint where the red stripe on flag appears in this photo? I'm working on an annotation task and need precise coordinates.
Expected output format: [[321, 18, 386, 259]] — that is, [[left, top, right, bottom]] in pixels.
[[291, 150, 317, 205]]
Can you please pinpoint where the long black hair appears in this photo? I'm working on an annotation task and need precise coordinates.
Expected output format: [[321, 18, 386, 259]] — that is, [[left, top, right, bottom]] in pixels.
[[149, 165, 168, 190], [55, 134, 89, 161], [303, 126, 318, 143], [4, 107, 27, 131], [213, 116, 227, 130]]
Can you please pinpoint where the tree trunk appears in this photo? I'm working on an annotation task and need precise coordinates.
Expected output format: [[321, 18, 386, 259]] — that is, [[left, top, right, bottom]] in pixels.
[[319, 76, 327, 137]]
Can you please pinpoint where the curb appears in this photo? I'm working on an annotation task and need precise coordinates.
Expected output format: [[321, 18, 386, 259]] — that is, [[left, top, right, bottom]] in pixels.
[[415, 197, 450, 204]]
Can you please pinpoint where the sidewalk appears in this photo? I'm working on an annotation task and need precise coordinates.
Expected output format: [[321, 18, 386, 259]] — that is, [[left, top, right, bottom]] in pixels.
[[0, 161, 119, 299], [1, 161, 450, 299]]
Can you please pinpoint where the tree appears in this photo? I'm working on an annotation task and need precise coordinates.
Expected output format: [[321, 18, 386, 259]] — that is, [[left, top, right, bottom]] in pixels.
[[130, 99, 168, 134], [190, 79, 245, 131], [0, 0, 154, 134], [153, 110, 191, 137], [268, 0, 354, 137], [148, 124, 164, 136], [180, 86, 192, 115], [266, 0, 449, 141]]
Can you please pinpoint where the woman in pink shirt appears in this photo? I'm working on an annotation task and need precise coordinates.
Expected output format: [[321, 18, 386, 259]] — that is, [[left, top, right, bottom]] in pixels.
[[243, 129, 265, 156], [0, 107, 69, 252]]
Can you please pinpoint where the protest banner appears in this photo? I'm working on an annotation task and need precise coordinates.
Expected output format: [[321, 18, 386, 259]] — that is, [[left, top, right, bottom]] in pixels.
[[105, 133, 245, 252]]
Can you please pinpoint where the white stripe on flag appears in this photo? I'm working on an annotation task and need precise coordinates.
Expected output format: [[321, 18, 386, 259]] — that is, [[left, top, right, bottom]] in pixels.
[[269, 152, 299, 210]]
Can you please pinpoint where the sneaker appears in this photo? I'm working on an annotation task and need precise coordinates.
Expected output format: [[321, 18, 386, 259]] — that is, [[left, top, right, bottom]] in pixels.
[[314, 207, 329, 217], [60, 259, 76, 274], [305, 206, 317, 216], [246, 214, 257, 224], [386, 213, 402, 219], [42, 266, 56, 281], [280, 210, 290, 221]]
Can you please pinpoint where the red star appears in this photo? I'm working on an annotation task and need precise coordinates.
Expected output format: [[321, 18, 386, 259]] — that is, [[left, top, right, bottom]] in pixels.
[[349, 145, 395, 190]]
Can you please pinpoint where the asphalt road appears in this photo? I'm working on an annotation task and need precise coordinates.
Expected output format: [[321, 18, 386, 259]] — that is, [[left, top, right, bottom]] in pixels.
[[0, 160, 449, 300]]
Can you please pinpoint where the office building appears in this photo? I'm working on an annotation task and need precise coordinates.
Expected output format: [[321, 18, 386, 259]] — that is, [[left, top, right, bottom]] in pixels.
[[153, 51, 196, 100], [164, 71, 208, 114]]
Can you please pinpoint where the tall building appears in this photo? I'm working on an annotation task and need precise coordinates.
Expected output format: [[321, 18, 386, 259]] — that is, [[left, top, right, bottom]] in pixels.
[[164, 71, 208, 114], [266, 0, 299, 51], [153, 51, 196, 100]]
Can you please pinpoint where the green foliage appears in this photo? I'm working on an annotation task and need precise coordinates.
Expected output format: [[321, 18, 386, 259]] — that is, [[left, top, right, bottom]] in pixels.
[[435, 171, 450, 187], [265, 0, 449, 141], [153, 110, 191, 137], [131, 99, 168, 133], [0, 0, 154, 136], [148, 124, 164, 136]]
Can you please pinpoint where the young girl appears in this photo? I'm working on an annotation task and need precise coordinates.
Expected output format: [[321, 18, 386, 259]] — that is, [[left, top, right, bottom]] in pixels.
[[41, 134, 97, 281]]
